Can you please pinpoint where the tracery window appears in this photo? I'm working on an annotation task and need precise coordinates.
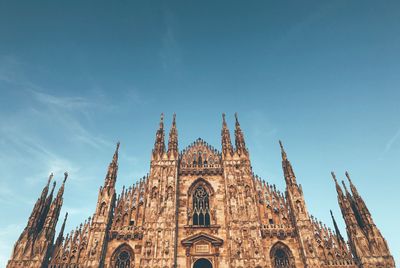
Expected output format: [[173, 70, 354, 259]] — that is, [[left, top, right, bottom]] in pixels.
[[111, 244, 134, 268], [274, 249, 290, 268], [270, 242, 295, 268], [192, 185, 211, 226], [115, 250, 131, 268]]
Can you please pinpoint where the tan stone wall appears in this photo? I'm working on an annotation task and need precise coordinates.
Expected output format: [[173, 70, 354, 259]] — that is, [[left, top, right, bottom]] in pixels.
[[176, 174, 229, 268]]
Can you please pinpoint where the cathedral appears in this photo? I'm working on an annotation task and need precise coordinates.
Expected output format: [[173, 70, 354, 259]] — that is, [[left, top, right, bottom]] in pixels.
[[7, 114, 395, 268]]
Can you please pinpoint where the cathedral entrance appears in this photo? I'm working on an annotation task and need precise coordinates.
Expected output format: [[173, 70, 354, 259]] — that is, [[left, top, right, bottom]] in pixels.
[[193, 258, 212, 268]]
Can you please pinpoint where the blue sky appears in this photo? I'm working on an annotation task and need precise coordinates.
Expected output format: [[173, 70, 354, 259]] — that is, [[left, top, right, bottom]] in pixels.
[[0, 1, 399, 266]]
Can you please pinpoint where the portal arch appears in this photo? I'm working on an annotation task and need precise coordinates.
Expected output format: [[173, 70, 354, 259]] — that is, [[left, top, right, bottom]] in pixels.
[[193, 258, 213, 268]]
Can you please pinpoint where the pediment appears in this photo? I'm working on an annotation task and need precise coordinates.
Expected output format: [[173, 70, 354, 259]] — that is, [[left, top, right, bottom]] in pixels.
[[181, 232, 223, 247]]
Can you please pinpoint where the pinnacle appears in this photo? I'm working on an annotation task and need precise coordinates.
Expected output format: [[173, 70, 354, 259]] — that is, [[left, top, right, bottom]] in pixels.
[[63, 172, 68, 183]]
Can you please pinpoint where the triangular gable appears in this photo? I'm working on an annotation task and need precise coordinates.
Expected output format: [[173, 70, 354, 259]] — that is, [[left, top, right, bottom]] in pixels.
[[181, 232, 223, 247]]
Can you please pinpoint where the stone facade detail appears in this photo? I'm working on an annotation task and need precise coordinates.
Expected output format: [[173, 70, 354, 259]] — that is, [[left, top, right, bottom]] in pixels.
[[7, 113, 395, 268]]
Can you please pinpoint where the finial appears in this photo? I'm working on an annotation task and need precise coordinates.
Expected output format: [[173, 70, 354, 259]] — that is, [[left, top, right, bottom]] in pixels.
[[234, 112, 239, 125], [160, 113, 164, 126], [172, 113, 176, 125], [222, 113, 226, 125], [331, 171, 338, 183], [48, 172, 54, 185], [279, 140, 287, 160], [63, 172, 68, 183], [116, 141, 120, 151], [345, 171, 352, 183]]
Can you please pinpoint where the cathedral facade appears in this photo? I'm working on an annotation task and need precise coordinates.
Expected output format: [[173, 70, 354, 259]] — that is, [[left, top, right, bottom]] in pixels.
[[7, 114, 395, 268]]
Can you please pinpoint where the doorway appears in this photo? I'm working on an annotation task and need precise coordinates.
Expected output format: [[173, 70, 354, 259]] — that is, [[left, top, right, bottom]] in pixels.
[[193, 258, 212, 268]]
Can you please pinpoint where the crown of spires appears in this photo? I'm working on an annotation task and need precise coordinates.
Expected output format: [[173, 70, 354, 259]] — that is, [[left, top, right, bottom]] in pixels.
[[168, 113, 178, 157], [330, 209, 345, 245], [221, 113, 233, 156], [153, 113, 165, 157], [234, 113, 247, 155]]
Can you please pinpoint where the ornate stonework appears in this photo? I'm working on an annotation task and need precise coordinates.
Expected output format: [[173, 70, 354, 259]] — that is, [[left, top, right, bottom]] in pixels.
[[7, 113, 395, 268]]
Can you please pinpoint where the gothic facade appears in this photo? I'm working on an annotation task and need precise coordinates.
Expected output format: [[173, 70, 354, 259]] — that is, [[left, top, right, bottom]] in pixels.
[[7, 114, 395, 268]]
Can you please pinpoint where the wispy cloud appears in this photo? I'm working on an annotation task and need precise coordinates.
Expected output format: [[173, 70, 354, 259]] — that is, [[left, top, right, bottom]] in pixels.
[[383, 127, 400, 155], [160, 9, 183, 76], [30, 89, 92, 110]]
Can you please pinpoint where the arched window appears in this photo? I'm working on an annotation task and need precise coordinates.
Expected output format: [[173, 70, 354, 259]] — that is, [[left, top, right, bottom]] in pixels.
[[270, 242, 295, 268], [115, 250, 131, 268], [111, 244, 134, 268], [274, 249, 290, 268], [193, 185, 211, 226]]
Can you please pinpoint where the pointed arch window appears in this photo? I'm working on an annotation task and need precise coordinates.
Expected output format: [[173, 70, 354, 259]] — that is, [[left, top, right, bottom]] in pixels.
[[111, 244, 134, 268], [193, 185, 211, 226], [116, 250, 131, 268], [270, 242, 295, 268], [274, 249, 290, 268]]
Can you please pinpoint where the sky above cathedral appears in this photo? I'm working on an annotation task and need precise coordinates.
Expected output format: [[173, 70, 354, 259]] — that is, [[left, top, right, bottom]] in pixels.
[[1, 0, 400, 265]]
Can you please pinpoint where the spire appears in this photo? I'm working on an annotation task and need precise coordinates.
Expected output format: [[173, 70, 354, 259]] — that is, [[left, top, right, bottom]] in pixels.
[[105, 143, 119, 189], [331, 172, 344, 197], [153, 113, 165, 158], [57, 172, 68, 199], [279, 140, 287, 161], [55, 212, 68, 247], [279, 140, 296, 185], [330, 210, 345, 245], [345, 171, 361, 199], [234, 113, 247, 155], [221, 113, 233, 157], [167, 113, 178, 158], [345, 171, 372, 227], [36, 180, 57, 234], [341, 180, 352, 199], [26, 173, 55, 233]]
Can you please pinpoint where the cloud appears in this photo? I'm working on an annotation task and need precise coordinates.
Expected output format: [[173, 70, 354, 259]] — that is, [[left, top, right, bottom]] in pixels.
[[383, 127, 400, 155], [160, 9, 183, 75], [30, 89, 92, 110]]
